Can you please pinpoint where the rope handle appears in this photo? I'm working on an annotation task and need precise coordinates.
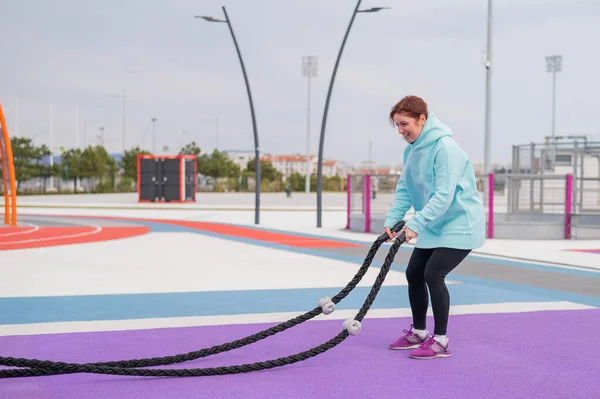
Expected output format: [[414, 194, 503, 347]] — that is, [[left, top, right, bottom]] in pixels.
[[376, 220, 405, 242]]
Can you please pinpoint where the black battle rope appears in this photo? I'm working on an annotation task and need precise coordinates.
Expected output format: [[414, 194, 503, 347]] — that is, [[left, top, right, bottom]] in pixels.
[[0, 225, 406, 378]]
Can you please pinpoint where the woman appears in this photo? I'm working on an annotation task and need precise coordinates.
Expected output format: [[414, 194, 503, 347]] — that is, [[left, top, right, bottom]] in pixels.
[[383, 95, 485, 360]]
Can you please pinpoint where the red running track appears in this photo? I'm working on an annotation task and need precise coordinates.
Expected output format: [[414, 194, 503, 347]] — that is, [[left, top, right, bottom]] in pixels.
[[0, 226, 151, 250], [11, 215, 364, 249], [165, 220, 363, 248]]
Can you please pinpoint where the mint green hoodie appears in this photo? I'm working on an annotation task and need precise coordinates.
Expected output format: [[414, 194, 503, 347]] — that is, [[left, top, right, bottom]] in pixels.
[[384, 112, 486, 250]]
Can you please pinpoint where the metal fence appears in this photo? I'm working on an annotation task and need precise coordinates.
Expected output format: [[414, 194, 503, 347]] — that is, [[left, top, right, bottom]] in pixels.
[[511, 139, 600, 214], [347, 174, 365, 219], [511, 139, 600, 173], [346, 172, 600, 239]]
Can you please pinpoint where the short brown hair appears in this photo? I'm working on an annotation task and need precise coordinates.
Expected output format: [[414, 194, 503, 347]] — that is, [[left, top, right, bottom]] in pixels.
[[389, 95, 428, 125]]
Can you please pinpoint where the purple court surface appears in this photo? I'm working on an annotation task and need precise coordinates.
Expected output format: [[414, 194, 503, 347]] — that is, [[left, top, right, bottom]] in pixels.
[[2, 309, 600, 399]]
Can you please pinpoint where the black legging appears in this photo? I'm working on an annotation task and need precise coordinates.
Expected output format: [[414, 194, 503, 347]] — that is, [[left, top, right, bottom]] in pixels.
[[405, 247, 471, 335]]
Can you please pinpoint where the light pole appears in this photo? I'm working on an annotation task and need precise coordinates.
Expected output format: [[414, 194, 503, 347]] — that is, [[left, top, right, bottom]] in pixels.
[[49, 101, 54, 189], [546, 54, 562, 170], [195, 7, 261, 225], [204, 117, 219, 150], [369, 141, 372, 171], [302, 55, 317, 194], [151, 117, 157, 154], [109, 89, 129, 153], [483, 0, 493, 177], [83, 119, 101, 148], [99, 126, 105, 146], [316, 2, 389, 227], [75, 103, 80, 149], [14, 96, 19, 137]]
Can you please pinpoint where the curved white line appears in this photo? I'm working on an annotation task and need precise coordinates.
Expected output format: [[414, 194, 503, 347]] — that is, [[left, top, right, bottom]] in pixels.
[[0, 223, 40, 237], [0, 224, 102, 246]]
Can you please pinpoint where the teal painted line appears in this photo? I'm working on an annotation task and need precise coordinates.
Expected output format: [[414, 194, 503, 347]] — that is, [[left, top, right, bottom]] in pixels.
[[0, 282, 562, 325]]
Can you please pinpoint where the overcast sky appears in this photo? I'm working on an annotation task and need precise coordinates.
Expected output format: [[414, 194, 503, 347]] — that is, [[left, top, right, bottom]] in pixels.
[[1, 0, 599, 166]]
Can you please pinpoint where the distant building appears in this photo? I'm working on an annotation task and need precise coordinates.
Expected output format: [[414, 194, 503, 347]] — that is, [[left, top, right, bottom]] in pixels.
[[222, 150, 260, 171], [223, 150, 348, 178]]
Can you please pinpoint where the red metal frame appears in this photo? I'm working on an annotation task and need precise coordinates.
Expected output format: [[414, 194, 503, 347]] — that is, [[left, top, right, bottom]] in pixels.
[[137, 154, 197, 203], [488, 173, 494, 238], [345, 175, 351, 230], [364, 174, 371, 233], [565, 173, 573, 239]]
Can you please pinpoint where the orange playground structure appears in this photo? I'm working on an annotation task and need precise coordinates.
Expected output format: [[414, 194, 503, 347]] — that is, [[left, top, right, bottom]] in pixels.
[[0, 103, 17, 226]]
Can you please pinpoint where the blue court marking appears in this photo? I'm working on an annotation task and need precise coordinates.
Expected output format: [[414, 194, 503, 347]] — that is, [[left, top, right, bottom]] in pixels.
[[4, 215, 599, 324], [282, 250, 600, 308], [0, 282, 571, 325]]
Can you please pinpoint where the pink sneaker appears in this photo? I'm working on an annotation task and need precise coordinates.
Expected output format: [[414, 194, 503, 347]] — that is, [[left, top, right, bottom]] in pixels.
[[389, 324, 428, 350], [409, 335, 452, 359]]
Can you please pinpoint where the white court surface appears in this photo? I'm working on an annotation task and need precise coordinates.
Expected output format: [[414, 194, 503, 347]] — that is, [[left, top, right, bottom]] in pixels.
[[2, 198, 598, 338], [10, 192, 348, 210], [13, 200, 600, 272], [0, 232, 446, 297]]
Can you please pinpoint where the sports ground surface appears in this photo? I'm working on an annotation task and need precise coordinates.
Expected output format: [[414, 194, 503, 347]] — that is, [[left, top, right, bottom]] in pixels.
[[1, 193, 600, 398]]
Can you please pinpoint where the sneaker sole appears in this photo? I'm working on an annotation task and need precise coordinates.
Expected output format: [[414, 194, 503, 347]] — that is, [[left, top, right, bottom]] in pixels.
[[389, 344, 421, 350], [410, 353, 452, 359]]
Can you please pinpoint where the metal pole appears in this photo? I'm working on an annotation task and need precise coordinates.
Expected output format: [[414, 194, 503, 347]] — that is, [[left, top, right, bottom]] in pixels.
[[122, 93, 126, 152], [151, 118, 156, 154], [222, 6, 260, 225], [546, 54, 562, 170], [99, 126, 105, 146], [216, 117, 219, 150], [15, 96, 19, 137], [49, 101, 54, 190], [530, 143, 535, 211], [483, 0, 493, 177], [481, 0, 493, 209], [316, 0, 363, 227], [551, 68, 557, 168], [306, 72, 312, 194], [76, 104, 80, 149], [302, 55, 317, 194], [109, 90, 128, 153], [578, 144, 584, 212]]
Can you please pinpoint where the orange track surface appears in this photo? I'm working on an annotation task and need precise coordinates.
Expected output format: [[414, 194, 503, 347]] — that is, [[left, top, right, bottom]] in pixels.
[[162, 220, 363, 248], [8, 215, 364, 249], [0, 226, 36, 235], [0, 226, 150, 250]]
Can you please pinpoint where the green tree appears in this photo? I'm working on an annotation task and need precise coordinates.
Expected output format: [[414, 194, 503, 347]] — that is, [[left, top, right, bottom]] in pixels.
[[198, 150, 240, 179], [79, 145, 117, 191], [327, 175, 344, 191], [287, 172, 305, 191], [246, 158, 282, 182], [33, 144, 57, 192], [8, 137, 61, 192], [119, 146, 151, 181], [179, 141, 201, 156], [60, 148, 83, 190], [10, 137, 39, 188]]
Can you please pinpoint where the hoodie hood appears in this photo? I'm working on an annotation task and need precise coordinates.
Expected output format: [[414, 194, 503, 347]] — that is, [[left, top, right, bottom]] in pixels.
[[409, 112, 453, 150]]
